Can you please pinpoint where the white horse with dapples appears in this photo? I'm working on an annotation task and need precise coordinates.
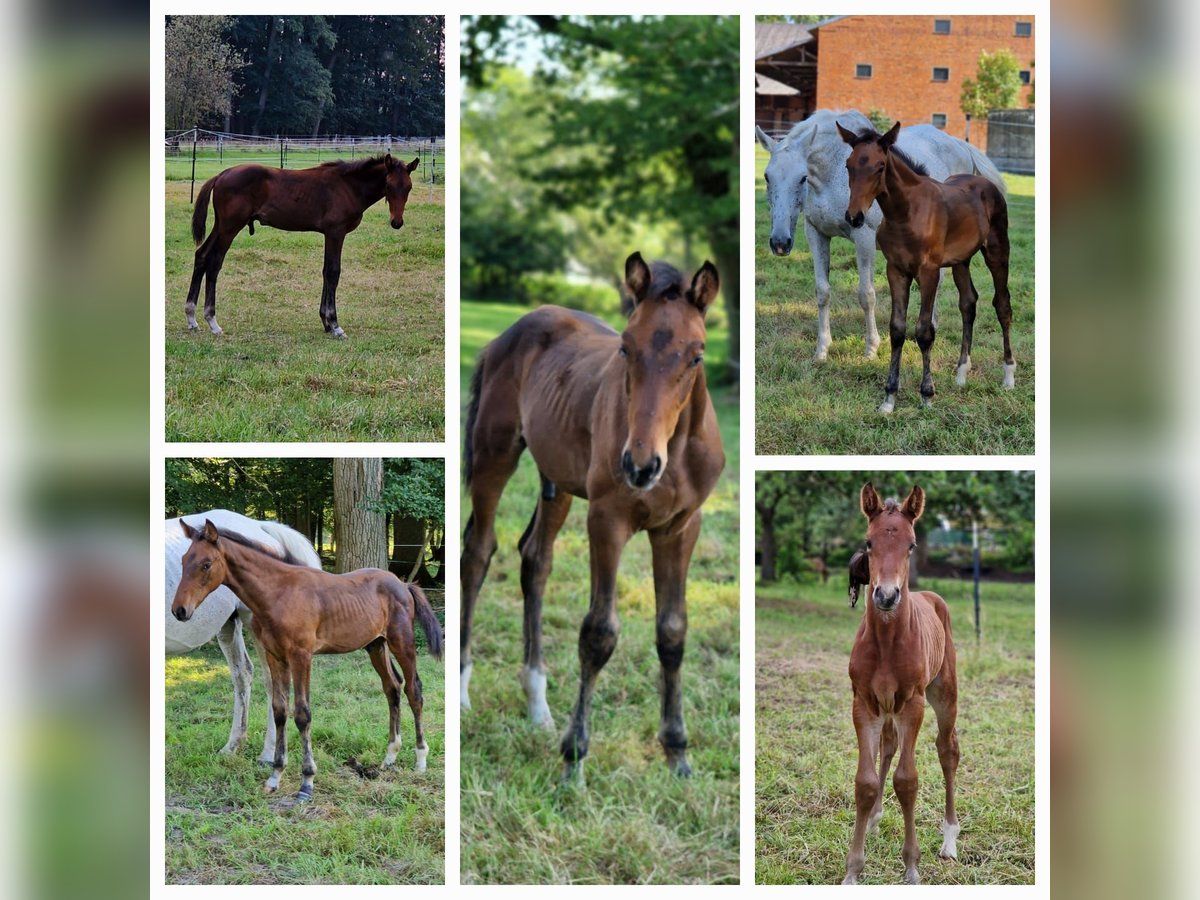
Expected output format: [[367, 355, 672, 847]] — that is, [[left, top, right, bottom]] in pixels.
[[165, 509, 321, 763], [756, 109, 1006, 364]]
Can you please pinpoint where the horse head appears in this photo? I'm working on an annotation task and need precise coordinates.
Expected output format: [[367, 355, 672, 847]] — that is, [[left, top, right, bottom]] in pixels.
[[859, 482, 924, 613], [384, 154, 420, 229], [756, 125, 809, 256], [618, 252, 718, 491], [838, 120, 901, 228], [172, 519, 228, 622]]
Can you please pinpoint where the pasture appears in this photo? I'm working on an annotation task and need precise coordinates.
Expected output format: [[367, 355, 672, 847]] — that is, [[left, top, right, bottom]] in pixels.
[[163, 169, 445, 443], [755, 577, 1034, 885], [458, 300, 741, 884], [754, 146, 1036, 455], [166, 636, 446, 884]]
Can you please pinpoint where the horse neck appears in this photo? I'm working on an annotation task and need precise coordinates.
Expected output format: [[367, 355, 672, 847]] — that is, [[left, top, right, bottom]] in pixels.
[[217, 540, 293, 618], [346, 163, 386, 209], [877, 151, 925, 222]]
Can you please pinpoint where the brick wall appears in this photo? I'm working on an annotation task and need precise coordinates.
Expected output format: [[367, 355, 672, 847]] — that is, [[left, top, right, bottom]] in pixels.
[[815, 15, 1035, 152]]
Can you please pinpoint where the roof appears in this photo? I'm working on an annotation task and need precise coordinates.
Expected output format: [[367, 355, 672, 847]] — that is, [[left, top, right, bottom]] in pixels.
[[755, 73, 799, 96], [754, 17, 847, 60]]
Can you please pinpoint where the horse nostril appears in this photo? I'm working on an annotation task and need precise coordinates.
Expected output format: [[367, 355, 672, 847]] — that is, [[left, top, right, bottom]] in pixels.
[[651, 455, 662, 476], [391, 220, 402, 229], [173, 607, 187, 622], [621, 450, 634, 474]]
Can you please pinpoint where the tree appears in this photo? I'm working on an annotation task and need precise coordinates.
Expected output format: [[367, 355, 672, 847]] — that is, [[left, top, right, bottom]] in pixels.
[[960, 48, 1022, 122], [165, 16, 244, 131], [333, 458, 387, 572]]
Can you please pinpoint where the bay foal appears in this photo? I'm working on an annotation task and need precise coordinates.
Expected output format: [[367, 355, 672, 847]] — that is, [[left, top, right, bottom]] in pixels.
[[172, 519, 443, 801], [844, 484, 959, 885], [460, 253, 725, 784], [839, 121, 1014, 413]]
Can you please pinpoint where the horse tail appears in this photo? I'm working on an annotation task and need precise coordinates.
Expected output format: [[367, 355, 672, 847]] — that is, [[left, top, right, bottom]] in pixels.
[[191, 175, 218, 245], [409, 583, 444, 661], [463, 353, 485, 488], [966, 144, 1007, 198]]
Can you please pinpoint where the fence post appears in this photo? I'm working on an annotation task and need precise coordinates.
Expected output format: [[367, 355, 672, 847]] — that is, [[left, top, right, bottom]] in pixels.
[[190, 126, 198, 203], [218, 133, 223, 165], [972, 519, 981, 640], [279, 136, 284, 169]]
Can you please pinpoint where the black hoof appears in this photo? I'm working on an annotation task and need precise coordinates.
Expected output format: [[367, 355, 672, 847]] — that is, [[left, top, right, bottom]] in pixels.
[[296, 789, 313, 803]]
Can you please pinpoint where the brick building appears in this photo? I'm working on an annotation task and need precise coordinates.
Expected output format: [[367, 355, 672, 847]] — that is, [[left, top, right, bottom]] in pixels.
[[756, 16, 1035, 153]]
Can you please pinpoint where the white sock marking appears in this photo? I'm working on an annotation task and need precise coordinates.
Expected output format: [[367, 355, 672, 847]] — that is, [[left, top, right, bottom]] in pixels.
[[1002, 362, 1016, 389], [939, 819, 961, 859], [955, 359, 971, 386], [460, 663, 473, 710], [520, 667, 554, 728], [415, 746, 428, 772]]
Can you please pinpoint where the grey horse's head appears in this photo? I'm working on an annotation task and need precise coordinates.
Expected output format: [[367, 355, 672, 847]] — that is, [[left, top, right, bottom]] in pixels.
[[756, 125, 809, 257]]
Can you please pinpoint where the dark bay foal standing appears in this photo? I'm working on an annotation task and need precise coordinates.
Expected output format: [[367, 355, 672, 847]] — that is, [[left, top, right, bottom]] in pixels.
[[185, 153, 419, 337], [838, 121, 1014, 413]]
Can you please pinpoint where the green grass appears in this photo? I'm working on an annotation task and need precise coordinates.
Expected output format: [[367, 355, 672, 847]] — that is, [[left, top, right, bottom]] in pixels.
[[755, 577, 1034, 884], [166, 637, 445, 884], [164, 179, 445, 442], [458, 300, 741, 884], [754, 146, 1036, 454]]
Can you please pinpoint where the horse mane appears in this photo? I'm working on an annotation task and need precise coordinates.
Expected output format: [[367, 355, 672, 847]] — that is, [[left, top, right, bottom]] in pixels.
[[214, 526, 310, 567], [850, 127, 930, 177], [882, 497, 902, 513], [319, 154, 388, 175], [647, 261, 686, 300]]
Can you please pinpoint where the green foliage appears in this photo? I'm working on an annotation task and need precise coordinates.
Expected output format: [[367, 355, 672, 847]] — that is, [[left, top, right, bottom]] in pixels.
[[960, 48, 1023, 121], [379, 458, 445, 526], [165, 16, 244, 131], [865, 108, 893, 133], [516, 273, 615, 313]]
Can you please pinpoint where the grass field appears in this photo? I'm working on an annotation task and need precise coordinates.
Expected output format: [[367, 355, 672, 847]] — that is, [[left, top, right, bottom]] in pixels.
[[166, 636, 446, 884], [164, 176, 444, 442], [754, 146, 1036, 455], [458, 300, 741, 884], [756, 577, 1034, 885]]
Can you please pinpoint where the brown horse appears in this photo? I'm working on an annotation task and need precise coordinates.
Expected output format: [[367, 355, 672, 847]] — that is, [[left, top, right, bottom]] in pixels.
[[460, 253, 725, 784], [838, 121, 1014, 414], [172, 519, 443, 801], [185, 154, 420, 337], [844, 483, 959, 884]]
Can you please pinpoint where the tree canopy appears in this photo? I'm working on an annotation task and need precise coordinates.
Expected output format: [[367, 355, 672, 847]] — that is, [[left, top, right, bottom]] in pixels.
[[960, 48, 1024, 120]]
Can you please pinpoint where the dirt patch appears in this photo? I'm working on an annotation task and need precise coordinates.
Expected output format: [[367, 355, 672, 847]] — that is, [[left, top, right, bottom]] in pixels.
[[345, 756, 380, 779]]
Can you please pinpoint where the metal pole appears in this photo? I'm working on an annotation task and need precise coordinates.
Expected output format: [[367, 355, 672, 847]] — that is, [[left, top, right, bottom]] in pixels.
[[280, 136, 284, 169], [972, 519, 981, 641], [218, 134, 223, 165], [190, 127, 197, 203]]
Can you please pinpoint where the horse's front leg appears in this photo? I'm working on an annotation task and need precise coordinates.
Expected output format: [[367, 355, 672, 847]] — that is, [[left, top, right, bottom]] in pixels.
[[914, 265, 941, 407], [214, 613, 252, 755], [290, 651, 315, 801], [880, 263, 913, 414], [894, 700, 926, 884], [560, 509, 632, 786], [853, 227, 881, 358], [320, 231, 347, 338], [254, 635, 279, 767], [262, 652, 290, 794], [844, 697, 883, 884], [806, 221, 833, 362], [649, 512, 702, 776]]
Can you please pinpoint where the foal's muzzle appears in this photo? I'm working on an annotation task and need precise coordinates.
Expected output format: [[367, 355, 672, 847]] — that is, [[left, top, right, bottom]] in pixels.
[[846, 210, 865, 229], [391, 219, 404, 229], [872, 587, 900, 611], [172, 606, 191, 622], [621, 450, 662, 490]]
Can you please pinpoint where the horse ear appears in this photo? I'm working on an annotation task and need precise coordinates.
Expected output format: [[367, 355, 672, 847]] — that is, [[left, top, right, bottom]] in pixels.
[[860, 482, 883, 520], [180, 519, 196, 539], [202, 519, 220, 543], [836, 121, 860, 145], [901, 485, 925, 522], [384, 154, 396, 171], [624, 252, 651, 304], [406, 157, 420, 173], [755, 125, 777, 153], [688, 261, 720, 314], [880, 121, 902, 150]]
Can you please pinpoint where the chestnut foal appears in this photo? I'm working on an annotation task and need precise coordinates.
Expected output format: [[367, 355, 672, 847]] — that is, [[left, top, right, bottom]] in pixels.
[[172, 519, 444, 801], [839, 121, 1014, 414], [844, 484, 960, 885], [460, 253, 725, 784]]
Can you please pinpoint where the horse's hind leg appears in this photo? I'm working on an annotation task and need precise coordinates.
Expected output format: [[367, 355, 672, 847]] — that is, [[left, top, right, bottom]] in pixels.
[[927, 674, 961, 860], [881, 263, 914, 414], [202, 225, 238, 336], [983, 218, 1016, 388], [366, 638, 403, 767], [518, 478, 573, 728], [214, 613, 253, 755], [262, 651, 291, 794], [951, 262, 979, 386], [388, 629, 428, 771], [853, 227, 881, 358], [185, 231, 216, 331]]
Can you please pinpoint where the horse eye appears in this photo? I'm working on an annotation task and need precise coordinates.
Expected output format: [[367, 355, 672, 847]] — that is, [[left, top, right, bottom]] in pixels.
[[865, 541, 872, 551], [764, 173, 770, 184], [618, 346, 628, 358], [690, 355, 703, 367], [800, 175, 807, 184], [202, 561, 211, 571]]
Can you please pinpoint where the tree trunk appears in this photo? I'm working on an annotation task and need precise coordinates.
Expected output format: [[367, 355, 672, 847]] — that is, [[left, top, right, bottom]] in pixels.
[[712, 242, 740, 385], [759, 506, 777, 582], [251, 17, 281, 136], [332, 458, 386, 573]]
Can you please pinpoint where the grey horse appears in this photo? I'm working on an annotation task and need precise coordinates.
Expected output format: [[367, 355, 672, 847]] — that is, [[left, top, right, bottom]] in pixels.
[[756, 109, 1006, 364]]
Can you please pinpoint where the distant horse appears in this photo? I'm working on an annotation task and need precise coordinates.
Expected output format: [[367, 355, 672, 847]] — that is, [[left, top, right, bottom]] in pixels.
[[844, 483, 959, 885], [460, 253, 725, 784], [847, 546, 870, 608], [186, 153, 420, 337], [840, 121, 1014, 413], [756, 109, 1005, 362], [165, 509, 321, 764], [173, 519, 443, 801]]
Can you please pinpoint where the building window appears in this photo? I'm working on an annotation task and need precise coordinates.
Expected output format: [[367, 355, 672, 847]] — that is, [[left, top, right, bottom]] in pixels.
[[1019, 69, 1032, 85], [933, 19, 951, 34], [1015, 21, 1032, 37], [855, 63, 872, 79], [931, 113, 948, 129], [932, 67, 950, 82]]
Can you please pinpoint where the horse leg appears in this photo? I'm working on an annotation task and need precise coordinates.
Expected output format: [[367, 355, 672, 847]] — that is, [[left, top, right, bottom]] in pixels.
[[518, 479, 573, 728], [214, 613, 252, 755], [853, 227, 881, 358], [982, 230, 1016, 388], [927, 668, 961, 860], [951, 262, 979, 386], [366, 638, 404, 768], [649, 512, 702, 776], [201, 226, 237, 335], [389, 632, 428, 772], [894, 700, 926, 884], [560, 508, 632, 786], [289, 651, 315, 801], [843, 698, 882, 884], [262, 651, 290, 794], [184, 232, 216, 331], [319, 231, 347, 338], [880, 263, 913, 414], [914, 265, 941, 407], [807, 221, 833, 362], [254, 635, 279, 767], [869, 718, 897, 832]]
